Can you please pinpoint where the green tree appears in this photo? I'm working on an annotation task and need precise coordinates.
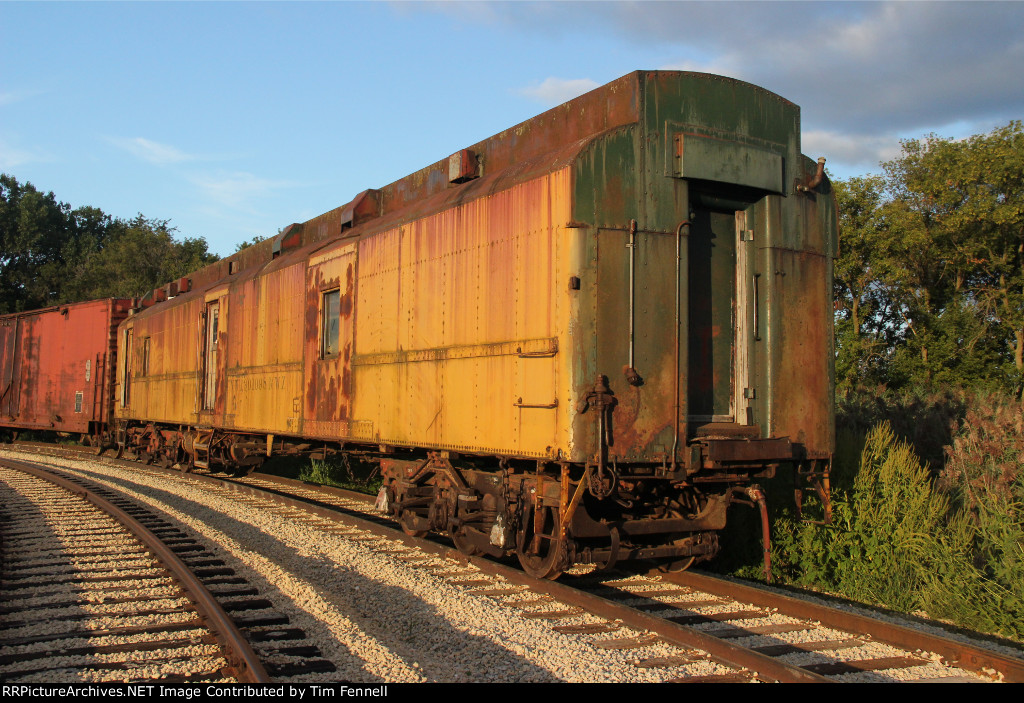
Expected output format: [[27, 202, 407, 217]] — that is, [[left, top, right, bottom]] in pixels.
[[69, 215, 218, 299], [0, 174, 78, 312], [833, 121, 1024, 394], [1, 173, 219, 309], [884, 123, 1024, 393], [234, 234, 269, 252], [833, 175, 897, 390]]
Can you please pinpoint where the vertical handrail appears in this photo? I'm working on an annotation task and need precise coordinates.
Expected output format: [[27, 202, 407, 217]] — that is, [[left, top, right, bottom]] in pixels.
[[672, 221, 690, 471], [627, 218, 637, 372]]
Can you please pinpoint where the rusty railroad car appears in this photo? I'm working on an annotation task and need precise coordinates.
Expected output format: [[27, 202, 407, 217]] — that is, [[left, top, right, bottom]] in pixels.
[[112, 71, 837, 578], [0, 298, 132, 443]]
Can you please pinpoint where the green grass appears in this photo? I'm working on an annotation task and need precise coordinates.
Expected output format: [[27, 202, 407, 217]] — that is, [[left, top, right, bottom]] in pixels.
[[296, 455, 382, 495]]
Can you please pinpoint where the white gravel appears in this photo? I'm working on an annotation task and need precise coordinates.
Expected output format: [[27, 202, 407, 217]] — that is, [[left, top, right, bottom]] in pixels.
[[3, 449, 1017, 683], [1, 451, 741, 682], [0, 466, 228, 683]]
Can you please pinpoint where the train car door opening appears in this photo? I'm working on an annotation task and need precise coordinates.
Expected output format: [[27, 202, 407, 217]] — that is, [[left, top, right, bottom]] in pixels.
[[0, 316, 20, 418], [121, 326, 133, 407], [304, 243, 357, 437], [687, 205, 737, 424], [202, 301, 220, 411]]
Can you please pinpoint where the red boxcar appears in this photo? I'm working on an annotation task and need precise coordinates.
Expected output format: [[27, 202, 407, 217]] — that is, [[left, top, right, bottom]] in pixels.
[[0, 298, 132, 442]]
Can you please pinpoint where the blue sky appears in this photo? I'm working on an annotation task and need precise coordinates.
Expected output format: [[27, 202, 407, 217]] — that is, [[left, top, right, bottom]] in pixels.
[[3, 1, 1023, 256]]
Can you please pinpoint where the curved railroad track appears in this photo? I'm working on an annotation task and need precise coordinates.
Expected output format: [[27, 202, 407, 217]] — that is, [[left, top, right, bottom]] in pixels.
[[0, 456, 333, 682], [3, 443, 1022, 683]]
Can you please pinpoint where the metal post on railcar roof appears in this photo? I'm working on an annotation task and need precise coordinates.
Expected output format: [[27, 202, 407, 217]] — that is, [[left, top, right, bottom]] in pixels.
[[796, 157, 827, 193]]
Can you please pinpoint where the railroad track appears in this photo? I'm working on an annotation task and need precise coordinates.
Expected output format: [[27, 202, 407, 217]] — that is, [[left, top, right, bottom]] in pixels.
[[0, 456, 333, 683], [223, 469, 1023, 682], [4, 444, 1022, 683]]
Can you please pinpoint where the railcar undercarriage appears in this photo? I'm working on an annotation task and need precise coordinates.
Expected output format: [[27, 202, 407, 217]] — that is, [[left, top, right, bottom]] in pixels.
[[110, 421, 313, 473], [109, 420, 830, 580], [374, 451, 785, 579]]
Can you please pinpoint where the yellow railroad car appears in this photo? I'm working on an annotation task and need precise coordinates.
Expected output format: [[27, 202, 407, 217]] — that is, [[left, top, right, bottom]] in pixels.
[[114, 72, 837, 578]]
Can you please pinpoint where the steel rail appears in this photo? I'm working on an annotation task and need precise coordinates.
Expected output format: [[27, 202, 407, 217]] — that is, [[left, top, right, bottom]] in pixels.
[[239, 471, 1024, 683], [190, 471, 831, 682], [0, 456, 271, 684], [463, 556, 832, 682], [9, 446, 1023, 683], [660, 569, 1024, 683]]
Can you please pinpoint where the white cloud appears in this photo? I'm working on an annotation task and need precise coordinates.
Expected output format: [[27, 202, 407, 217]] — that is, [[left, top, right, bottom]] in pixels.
[[802, 130, 903, 175], [191, 171, 296, 213], [0, 89, 46, 107], [106, 136, 198, 165], [519, 77, 600, 105], [0, 136, 50, 170], [460, 2, 1024, 140]]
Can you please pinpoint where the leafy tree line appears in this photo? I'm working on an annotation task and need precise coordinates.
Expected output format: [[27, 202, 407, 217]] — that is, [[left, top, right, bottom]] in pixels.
[[0, 173, 219, 314], [834, 120, 1024, 398]]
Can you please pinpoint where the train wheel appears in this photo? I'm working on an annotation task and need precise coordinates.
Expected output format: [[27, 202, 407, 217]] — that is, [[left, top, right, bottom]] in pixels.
[[450, 526, 481, 556], [232, 462, 259, 477], [516, 504, 564, 580], [388, 479, 428, 538], [660, 556, 696, 573], [399, 509, 428, 538]]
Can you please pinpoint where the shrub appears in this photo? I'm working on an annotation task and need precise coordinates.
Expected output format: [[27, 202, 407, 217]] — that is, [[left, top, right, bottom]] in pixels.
[[766, 416, 1024, 641], [937, 392, 1024, 638], [771, 423, 956, 608]]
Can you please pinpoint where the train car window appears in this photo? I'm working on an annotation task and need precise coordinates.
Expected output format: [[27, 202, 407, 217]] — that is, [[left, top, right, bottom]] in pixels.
[[321, 289, 340, 358]]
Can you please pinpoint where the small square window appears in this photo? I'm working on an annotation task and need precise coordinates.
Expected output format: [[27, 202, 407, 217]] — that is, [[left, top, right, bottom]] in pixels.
[[321, 290, 340, 358]]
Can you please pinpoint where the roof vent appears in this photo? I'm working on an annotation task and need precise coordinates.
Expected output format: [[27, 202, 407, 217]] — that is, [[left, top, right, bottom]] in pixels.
[[448, 149, 480, 184], [339, 189, 380, 232], [273, 223, 304, 258]]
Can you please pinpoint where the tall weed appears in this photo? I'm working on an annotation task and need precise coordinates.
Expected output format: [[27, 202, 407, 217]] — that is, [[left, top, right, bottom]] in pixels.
[[767, 410, 1024, 641], [938, 391, 1024, 637], [772, 423, 957, 611]]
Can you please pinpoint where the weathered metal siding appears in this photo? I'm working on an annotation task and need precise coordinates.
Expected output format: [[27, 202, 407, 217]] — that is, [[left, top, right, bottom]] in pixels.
[[118, 294, 207, 424], [302, 244, 357, 439], [569, 72, 834, 464], [351, 168, 575, 457], [0, 317, 19, 421], [113, 71, 834, 466], [118, 261, 308, 435], [763, 166, 837, 456], [0, 299, 128, 434], [225, 261, 305, 435]]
